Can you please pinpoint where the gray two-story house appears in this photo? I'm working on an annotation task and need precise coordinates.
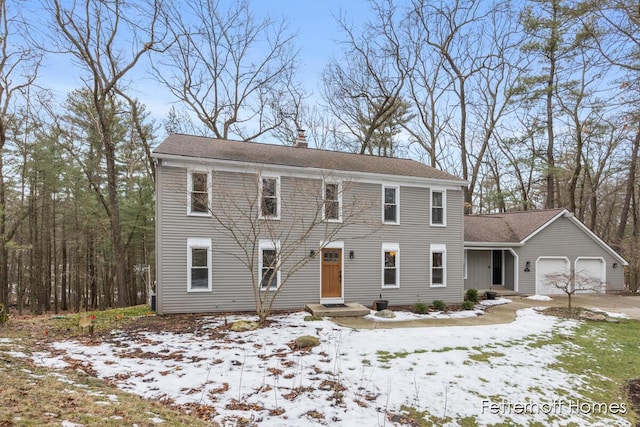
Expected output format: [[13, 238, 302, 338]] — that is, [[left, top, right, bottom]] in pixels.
[[152, 134, 467, 314]]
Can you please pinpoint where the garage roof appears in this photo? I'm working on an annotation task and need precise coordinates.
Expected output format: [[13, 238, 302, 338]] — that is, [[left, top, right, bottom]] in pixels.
[[464, 209, 564, 243]]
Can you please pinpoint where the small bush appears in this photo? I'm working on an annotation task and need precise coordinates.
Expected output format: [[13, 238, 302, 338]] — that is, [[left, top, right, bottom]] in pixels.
[[462, 300, 475, 310], [414, 301, 429, 314], [465, 288, 479, 303], [432, 300, 446, 311]]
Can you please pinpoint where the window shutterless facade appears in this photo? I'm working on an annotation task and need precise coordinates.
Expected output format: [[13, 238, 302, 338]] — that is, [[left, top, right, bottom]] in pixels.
[[430, 244, 446, 287], [382, 243, 399, 288], [188, 170, 211, 215], [187, 238, 212, 292], [259, 240, 281, 290], [324, 181, 341, 221], [259, 176, 280, 219], [431, 189, 446, 226], [383, 186, 399, 224]]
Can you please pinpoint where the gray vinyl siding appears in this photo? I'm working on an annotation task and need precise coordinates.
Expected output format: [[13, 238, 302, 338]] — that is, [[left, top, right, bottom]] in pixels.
[[514, 217, 625, 294], [156, 162, 465, 314], [464, 251, 491, 290]]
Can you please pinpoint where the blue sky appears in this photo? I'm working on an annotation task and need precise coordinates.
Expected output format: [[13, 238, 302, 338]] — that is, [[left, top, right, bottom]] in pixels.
[[37, 0, 374, 127]]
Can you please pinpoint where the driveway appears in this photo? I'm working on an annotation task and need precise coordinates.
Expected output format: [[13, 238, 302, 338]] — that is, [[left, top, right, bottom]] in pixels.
[[332, 294, 640, 329]]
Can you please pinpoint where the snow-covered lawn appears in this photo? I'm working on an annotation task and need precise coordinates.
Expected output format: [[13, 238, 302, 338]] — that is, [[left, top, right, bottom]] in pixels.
[[17, 307, 632, 426]]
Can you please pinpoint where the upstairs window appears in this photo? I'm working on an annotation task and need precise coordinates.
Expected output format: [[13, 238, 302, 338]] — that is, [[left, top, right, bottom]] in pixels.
[[324, 181, 341, 221], [259, 240, 281, 290], [188, 171, 211, 215], [383, 186, 399, 224], [431, 189, 446, 226], [260, 176, 280, 219]]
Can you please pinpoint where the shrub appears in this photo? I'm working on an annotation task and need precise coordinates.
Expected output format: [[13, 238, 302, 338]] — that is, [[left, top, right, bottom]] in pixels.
[[432, 300, 446, 311], [414, 301, 429, 314], [465, 288, 479, 303], [462, 300, 475, 310]]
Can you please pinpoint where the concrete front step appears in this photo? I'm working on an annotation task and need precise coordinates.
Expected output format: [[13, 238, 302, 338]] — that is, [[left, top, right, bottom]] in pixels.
[[305, 302, 370, 317]]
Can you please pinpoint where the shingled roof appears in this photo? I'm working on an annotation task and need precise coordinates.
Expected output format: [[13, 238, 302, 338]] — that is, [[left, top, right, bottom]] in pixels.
[[153, 134, 465, 182], [464, 209, 565, 243]]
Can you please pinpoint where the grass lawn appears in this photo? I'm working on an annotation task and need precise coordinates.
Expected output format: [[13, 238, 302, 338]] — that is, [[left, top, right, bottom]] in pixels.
[[0, 305, 638, 426]]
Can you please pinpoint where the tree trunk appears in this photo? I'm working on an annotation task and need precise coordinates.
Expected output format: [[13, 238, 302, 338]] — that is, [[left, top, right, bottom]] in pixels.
[[615, 128, 639, 251]]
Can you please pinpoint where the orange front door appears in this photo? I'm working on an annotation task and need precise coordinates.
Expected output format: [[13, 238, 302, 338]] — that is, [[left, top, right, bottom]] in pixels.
[[321, 249, 342, 298]]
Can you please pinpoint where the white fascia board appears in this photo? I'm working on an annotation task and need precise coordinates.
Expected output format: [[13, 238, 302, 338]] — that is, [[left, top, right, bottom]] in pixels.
[[155, 153, 467, 190], [464, 242, 523, 248]]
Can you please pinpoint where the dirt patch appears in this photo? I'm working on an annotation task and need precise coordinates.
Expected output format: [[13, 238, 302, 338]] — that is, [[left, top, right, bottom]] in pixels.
[[538, 306, 607, 320], [625, 379, 640, 426]]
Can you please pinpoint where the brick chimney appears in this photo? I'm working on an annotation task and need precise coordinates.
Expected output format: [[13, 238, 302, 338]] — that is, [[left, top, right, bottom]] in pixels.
[[294, 128, 307, 148]]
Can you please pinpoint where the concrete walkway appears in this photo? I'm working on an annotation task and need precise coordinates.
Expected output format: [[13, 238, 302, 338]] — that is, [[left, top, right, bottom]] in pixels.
[[331, 294, 640, 329]]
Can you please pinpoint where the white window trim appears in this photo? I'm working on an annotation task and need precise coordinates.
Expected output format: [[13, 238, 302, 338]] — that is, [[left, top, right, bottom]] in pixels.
[[463, 249, 468, 280], [259, 240, 281, 290], [382, 185, 400, 225], [187, 238, 212, 292], [187, 170, 212, 217], [430, 188, 447, 227], [322, 180, 343, 222], [381, 242, 400, 289], [430, 243, 447, 288], [258, 175, 281, 220]]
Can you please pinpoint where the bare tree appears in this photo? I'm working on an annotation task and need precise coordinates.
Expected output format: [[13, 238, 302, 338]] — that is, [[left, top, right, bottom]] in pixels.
[[154, 0, 299, 141], [0, 0, 42, 307], [47, 0, 167, 307], [322, 1, 412, 156], [543, 271, 604, 309]]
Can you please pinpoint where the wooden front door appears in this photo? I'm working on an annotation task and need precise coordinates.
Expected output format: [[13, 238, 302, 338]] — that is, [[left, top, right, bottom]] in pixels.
[[321, 248, 342, 298]]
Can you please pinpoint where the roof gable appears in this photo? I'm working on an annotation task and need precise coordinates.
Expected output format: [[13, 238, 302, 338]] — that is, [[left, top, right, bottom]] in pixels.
[[152, 134, 465, 182], [464, 209, 628, 265], [464, 209, 564, 243]]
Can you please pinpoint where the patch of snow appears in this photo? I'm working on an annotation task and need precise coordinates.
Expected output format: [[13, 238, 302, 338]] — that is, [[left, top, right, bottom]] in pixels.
[[30, 309, 628, 427], [478, 297, 512, 306], [31, 352, 69, 369], [364, 309, 482, 322], [61, 421, 84, 427], [1, 350, 27, 358], [590, 308, 630, 319], [527, 295, 554, 301]]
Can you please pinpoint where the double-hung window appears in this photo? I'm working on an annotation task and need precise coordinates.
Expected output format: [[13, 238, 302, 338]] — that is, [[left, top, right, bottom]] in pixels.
[[324, 181, 341, 221], [187, 238, 212, 292], [259, 240, 281, 290], [260, 176, 280, 219], [430, 244, 446, 288], [382, 243, 399, 288], [430, 189, 446, 226], [383, 186, 399, 224], [188, 171, 211, 215]]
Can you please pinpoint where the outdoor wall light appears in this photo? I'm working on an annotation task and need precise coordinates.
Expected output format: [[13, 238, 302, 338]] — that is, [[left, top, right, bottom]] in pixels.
[[310, 250, 315, 258], [349, 250, 355, 259], [524, 261, 531, 272], [613, 262, 618, 269]]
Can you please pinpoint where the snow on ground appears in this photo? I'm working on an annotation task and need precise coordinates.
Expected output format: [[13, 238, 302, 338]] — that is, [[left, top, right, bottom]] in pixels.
[[364, 308, 483, 322], [478, 297, 512, 306], [20, 309, 630, 427], [527, 295, 554, 301]]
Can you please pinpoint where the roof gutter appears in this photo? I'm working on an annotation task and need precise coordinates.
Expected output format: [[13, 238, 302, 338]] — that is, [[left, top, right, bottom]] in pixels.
[[464, 242, 524, 248]]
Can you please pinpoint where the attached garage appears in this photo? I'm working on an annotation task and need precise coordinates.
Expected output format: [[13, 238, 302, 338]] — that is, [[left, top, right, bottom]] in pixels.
[[575, 257, 606, 293], [536, 257, 570, 295], [464, 209, 628, 295]]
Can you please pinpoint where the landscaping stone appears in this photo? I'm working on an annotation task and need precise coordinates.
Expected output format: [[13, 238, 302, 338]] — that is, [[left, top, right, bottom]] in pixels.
[[294, 335, 320, 348], [579, 311, 607, 322], [375, 309, 396, 319], [231, 320, 259, 332]]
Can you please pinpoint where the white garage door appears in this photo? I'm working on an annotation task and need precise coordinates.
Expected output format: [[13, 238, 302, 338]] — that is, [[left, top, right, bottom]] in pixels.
[[536, 257, 570, 295], [575, 258, 605, 293]]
